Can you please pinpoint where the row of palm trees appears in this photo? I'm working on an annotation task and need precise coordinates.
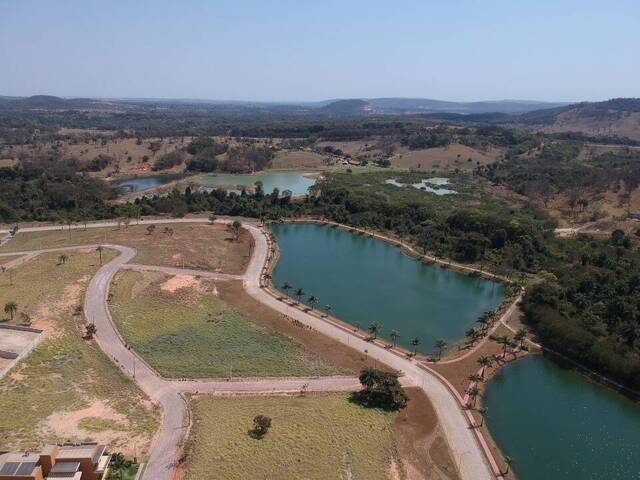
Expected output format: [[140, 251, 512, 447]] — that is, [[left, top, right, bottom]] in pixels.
[[280, 282, 332, 317]]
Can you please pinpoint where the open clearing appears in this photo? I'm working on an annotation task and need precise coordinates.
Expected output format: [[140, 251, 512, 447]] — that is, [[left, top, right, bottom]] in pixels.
[[271, 150, 327, 169], [185, 393, 397, 480], [0, 252, 159, 455], [0, 223, 252, 274], [391, 144, 502, 171], [110, 270, 343, 378]]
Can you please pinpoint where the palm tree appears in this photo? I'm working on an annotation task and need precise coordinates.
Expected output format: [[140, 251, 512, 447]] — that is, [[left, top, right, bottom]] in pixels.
[[96, 246, 103, 265], [434, 339, 448, 360], [410, 337, 421, 356], [368, 321, 382, 340], [502, 456, 513, 475], [467, 385, 480, 408], [476, 311, 493, 334], [323, 304, 332, 318], [4, 301, 18, 321], [231, 220, 242, 241], [58, 254, 69, 265], [465, 327, 480, 344], [359, 366, 378, 392], [468, 373, 483, 384], [294, 288, 305, 304], [308, 295, 318, 310], [477, 406, 488, 427], [477, 355, 494, 379], [390, 329, 400, 347], [514, 328, 527, 350], [495, 335, 511, 357], [281, 282, 292, 300]]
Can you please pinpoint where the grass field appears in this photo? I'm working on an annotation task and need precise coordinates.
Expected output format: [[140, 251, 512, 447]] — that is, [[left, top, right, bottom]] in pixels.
[[0, 223, 252, 274], [0, 252, 159, 455], [271, 150, 326, 169], [110, 270, 342, 378], [185, 394, 397, 480]]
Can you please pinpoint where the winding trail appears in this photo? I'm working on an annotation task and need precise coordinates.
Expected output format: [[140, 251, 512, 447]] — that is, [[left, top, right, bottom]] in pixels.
[[0, 218, 502, 480]]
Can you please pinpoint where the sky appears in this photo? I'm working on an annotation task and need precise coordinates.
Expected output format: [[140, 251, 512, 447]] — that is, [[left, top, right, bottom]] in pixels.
[[1, 0, 638, 102]]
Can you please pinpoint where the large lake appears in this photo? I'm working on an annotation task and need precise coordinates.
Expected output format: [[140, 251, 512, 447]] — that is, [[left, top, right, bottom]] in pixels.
[[196, 171, 316, 197], [270, 223, 504, 352], [485, 355, 640, 480]]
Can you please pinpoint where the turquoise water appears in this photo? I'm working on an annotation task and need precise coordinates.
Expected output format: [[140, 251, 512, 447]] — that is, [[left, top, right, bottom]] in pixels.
[[112, 175, 181, 193], [196, 171, 316, 197], [270, 223, 504, 352], [485, 355, 640, 480]]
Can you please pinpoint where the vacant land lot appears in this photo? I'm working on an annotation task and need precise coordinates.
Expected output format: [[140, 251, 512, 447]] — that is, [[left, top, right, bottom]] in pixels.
[[391, 144, 502, 171], [0, 252, 159, 455], [271, 150, 327, 169], [0, 255, 21, 267], [1, 223, 252, 274], [185, 394, 397, 480], [110, 271, 342, 378]]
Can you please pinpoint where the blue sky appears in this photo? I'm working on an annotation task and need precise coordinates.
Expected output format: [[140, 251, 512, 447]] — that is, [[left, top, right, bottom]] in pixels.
[[0, 0, 638, 102]]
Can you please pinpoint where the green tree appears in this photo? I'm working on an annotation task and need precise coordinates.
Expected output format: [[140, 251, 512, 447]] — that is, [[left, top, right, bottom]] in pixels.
[[368, 321, 382, 339], [146, 224, 156, 235], [294, 288, 305, 304], [281, 282, 292, 299], [249, 415, 272, 439], [96, 246, 103, 265], [514, 328, 527, 349], [58, 253, 69, 265], [434, 339, 448, 360], [411, 337, 421, 355], [390, 329, 400, 347], [231, 220, 242, 241], [307, 295, 318, 310], [4, 301, 18, 321], [355, 367, 408, 411], [477, 355, 494, 379]]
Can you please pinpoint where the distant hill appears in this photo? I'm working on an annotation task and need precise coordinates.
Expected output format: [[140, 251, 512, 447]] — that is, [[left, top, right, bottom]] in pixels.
[[365, 98, 565, 114], [518, 98, 640, 140], [315, 97, 565, 116], [319, 99, 371, 116]]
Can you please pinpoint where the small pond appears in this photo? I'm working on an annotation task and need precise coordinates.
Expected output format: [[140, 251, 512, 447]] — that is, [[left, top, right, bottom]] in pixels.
[[385, 177, 457, 195], [196, 171, 316, 197]]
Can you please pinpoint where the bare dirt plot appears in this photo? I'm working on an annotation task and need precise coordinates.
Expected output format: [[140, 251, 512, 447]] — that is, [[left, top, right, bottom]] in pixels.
[[1, 223, 253, 275], [0, 252, 159, 455], [391, 144, 502, 171], [0, 328, 40, 354], [270, 150, 327, 169], [315, 140, 380, 156]]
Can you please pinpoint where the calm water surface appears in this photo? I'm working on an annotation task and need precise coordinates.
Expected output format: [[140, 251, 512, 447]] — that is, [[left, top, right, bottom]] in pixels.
[[197, 171, 316, 197], [485, 355, 640, 480], [112, 175, 181, 193], [271, 223, 504, 352]]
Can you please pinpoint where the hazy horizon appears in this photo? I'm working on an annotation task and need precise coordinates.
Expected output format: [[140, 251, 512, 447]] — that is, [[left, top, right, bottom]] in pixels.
[[1, 0, 638, 102]]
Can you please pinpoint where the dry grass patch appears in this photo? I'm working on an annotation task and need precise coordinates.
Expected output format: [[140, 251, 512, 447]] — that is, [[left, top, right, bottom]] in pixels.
[[185, 394, 397, 480], [271, 150, 327, 169], [391, 144, 502, 171], [1, 223, 252, 274], [0, 252, 159, 455]]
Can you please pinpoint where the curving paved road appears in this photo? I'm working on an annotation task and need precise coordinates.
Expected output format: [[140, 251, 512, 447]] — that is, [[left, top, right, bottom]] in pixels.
[[1, 218, 500, 480]]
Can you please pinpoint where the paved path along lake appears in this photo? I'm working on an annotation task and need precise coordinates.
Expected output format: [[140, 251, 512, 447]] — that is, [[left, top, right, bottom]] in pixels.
[[485, 355, 640, 480], [271, 223, 504, 353]]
